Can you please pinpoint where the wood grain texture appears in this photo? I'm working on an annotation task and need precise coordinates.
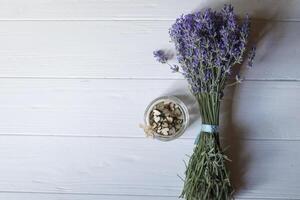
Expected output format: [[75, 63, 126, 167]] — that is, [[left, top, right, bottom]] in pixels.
[[0, 79, 299, 140], [0, 21, 299, 80], [0, 0, 227, 20], [0, 193, 177, 200], [0, 136, 299, 199], [0, 0, 298, 199], [0, 0, 299, 21], [0, 193, 271, 200]]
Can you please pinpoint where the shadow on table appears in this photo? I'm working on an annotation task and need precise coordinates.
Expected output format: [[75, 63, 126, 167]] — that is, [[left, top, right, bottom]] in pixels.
[[222, 1, 287, 194]]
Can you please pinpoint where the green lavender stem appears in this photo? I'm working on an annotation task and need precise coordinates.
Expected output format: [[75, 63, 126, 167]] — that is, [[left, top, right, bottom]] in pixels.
[[180, 93, 233, 200]]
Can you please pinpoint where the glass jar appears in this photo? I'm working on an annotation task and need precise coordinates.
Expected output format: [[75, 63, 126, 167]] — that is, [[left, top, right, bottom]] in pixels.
[[144, 96, 189, 141]]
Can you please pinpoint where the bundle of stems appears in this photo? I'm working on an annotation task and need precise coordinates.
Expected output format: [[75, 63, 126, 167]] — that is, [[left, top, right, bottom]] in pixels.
[[180, 93, 233, 199]]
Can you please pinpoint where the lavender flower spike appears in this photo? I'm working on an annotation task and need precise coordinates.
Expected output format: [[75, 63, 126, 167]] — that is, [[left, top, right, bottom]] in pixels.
[[248, 46, 256, 67], [153, 50, 170, 64]]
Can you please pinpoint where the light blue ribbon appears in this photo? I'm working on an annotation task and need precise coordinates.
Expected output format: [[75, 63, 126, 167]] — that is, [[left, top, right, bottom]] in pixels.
[[201, 124, 219, 133], [194, 124, 219, 145]]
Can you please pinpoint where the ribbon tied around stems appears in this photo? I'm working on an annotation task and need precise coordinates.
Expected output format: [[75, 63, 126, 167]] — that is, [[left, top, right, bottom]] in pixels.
[[194, 124, 219, 145]]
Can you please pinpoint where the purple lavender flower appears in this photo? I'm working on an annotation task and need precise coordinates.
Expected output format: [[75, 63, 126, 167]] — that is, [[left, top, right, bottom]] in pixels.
[[155, 4, 254, 94], [153, 50, 170, 63]]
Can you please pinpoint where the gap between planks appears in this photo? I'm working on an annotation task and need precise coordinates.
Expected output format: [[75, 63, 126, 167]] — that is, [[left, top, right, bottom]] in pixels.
[[0, 18, 298, 22], [1, 133, 300, 142]]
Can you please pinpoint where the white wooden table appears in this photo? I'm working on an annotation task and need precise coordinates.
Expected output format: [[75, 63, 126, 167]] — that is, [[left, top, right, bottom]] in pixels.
[[0, 0, 299, 199]]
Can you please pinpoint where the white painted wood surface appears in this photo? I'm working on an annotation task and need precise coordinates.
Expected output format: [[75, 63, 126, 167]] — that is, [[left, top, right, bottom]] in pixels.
[[0, 0, 227, 20], [0, 0, 299, 199], [0, 137, 300, 199], [0, 79, 299, 140], [0, 194, 272, 200], [0, 21, 299, 80], [0, 0, 298, 20]]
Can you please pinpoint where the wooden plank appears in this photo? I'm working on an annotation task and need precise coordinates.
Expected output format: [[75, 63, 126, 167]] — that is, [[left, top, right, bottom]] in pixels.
[[0, 21, 298, 79], [0, 193, 269, 200], [0, 194, 275, 200], [232, 0, 300, 21], [0, 0, 299, 21], [0, 0, 227, 20], [0, 136, 299, 199], [0, 79, 299, 140], [0, 193, 177, 200], [0, 21, 175, 79]]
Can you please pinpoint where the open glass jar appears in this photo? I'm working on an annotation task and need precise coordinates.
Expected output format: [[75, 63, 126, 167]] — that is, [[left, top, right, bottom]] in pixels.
[[144, 96, 189, 141]]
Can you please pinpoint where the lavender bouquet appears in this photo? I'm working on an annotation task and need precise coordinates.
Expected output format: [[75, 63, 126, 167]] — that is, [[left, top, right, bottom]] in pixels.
[[154, 5, 255, 200]]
